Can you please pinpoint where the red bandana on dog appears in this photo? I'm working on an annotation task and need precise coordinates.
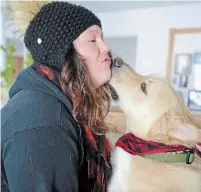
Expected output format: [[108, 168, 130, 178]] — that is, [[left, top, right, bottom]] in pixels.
[[116, 133, 201, 158]]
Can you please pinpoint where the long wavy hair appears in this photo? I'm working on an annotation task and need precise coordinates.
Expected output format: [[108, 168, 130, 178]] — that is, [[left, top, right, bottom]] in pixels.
[[59, 46, 112, 134]]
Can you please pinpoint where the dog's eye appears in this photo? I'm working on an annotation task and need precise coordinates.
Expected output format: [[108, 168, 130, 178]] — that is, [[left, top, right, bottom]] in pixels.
[[141, 82, 147, 95]]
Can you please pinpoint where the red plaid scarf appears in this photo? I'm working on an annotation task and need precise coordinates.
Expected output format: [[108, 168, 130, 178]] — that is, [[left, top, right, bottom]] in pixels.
[[33, 63, 112, 192], [82, 125, 111, 192], [116, 133, 201, 158]]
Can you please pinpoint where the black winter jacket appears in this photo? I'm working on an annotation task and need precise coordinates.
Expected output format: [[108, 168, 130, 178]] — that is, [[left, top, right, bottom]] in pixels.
[[1, 66, 84, 192]]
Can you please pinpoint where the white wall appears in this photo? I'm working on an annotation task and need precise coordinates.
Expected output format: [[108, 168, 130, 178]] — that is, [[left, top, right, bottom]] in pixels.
[[97, 3, 201, 77], [105, 36, 137, 66]]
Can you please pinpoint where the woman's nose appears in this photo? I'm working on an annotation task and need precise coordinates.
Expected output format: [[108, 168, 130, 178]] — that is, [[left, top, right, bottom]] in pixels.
[[100, 41, 110, 53]]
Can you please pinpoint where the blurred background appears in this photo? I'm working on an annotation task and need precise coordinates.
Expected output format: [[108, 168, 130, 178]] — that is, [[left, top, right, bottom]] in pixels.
[[1, 1, 201, 114]]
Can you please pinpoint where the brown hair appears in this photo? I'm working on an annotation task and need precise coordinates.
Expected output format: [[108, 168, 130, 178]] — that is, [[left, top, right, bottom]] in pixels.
[[59, 46, 112, 134]]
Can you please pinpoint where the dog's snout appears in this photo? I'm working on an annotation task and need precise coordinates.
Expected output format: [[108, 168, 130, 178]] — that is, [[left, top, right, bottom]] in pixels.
[[112, 57, 123, 68]]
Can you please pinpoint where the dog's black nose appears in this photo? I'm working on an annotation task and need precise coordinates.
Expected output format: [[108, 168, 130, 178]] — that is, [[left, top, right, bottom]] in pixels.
[[113, 57, 122, 68]]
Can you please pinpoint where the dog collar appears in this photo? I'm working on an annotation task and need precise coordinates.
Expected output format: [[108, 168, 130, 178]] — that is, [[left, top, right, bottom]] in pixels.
[[142, 149, 195, 164], [116, 133, 201, 164]]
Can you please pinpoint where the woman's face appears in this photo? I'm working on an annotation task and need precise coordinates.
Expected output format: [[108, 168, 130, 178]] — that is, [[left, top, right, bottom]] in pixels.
[[73, 25, 111, 89]]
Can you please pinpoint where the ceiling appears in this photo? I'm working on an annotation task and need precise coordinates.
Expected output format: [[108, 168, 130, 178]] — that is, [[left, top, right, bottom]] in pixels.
[[69, 1, 200, 13], [1, 1, 199, 13]]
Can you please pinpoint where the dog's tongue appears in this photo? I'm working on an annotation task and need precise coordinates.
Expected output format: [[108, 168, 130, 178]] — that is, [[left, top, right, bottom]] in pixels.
[[108, 84, 118, 101]]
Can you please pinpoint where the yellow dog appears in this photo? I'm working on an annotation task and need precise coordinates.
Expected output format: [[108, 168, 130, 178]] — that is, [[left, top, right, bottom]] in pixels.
[[108, 58, 201, 192]]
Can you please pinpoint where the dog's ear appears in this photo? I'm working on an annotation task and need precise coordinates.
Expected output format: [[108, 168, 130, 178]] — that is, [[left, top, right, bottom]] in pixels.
[[149, 110, 201, 144], [168, 106, 201, 143], [166, 99, 201, 143], [168, 123, 201, 143], [187, 110, 201, 130]]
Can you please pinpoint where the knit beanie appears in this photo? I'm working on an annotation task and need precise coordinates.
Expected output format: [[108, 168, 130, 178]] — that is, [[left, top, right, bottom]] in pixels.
[[24, 1, 102, 71]]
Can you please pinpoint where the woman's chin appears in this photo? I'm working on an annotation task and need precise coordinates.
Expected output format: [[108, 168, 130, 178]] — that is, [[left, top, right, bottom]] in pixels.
[[91, 70, 112, 88], [105, 72, 112, 85]]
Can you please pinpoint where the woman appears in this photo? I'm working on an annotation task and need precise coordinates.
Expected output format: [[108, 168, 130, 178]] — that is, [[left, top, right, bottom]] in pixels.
[[1, 1, 113, 191]]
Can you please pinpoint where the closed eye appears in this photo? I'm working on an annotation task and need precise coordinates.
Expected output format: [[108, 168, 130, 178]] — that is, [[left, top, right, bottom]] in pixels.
[[90, 40, 96, 42], [141, 82, 147, 95]]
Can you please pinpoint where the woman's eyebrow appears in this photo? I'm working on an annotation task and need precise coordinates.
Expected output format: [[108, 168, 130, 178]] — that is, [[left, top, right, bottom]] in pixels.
[[88, 30, 103, 38]]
